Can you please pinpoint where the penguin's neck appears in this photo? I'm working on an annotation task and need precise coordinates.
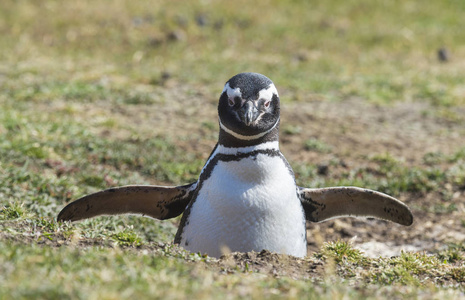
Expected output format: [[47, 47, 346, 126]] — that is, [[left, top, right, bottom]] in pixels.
[[217, 125, 280, 148]]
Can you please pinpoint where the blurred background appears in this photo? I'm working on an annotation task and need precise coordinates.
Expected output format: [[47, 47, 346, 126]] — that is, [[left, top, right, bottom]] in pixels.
[[1, 0, 464, 103], [1, 0, 465, 294]]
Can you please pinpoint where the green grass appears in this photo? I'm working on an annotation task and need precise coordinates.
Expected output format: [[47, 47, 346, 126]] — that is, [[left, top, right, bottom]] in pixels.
[[112, 228, 143, 247], [1, 0, 465, 298]]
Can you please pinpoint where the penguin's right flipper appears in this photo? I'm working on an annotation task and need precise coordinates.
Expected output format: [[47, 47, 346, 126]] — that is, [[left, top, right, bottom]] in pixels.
[[57, 182, 197, 222]]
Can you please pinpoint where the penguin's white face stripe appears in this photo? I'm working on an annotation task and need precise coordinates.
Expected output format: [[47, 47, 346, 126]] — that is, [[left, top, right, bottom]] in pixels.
[[219, 117, 279, 141], [258, 83, 279, 100], [222, 82, 278, 107], [255, 84, 279, 124], [222, 82, 243, 105]]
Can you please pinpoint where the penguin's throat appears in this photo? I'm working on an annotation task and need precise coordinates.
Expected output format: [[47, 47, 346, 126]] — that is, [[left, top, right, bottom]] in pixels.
[[218, 118, 279, 147]]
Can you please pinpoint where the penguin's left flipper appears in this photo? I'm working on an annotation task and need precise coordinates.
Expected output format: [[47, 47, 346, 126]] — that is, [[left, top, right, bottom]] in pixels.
[[57, 182, 197, 222], [298, 186, 413, 226]]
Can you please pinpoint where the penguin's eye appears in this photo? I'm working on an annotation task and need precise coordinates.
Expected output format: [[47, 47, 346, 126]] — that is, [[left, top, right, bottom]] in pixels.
[[264, 100, 271, 108], [228, 98, 235, 106], [228, 97, 241, 107]]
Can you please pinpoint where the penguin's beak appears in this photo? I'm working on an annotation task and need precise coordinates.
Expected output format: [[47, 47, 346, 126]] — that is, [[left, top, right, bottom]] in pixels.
[[240, 101, 259, 126]]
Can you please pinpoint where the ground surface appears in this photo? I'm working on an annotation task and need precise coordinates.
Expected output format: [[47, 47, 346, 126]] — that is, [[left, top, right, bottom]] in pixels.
[[66, 84, 465, 258], [1, 0, 465, 299]]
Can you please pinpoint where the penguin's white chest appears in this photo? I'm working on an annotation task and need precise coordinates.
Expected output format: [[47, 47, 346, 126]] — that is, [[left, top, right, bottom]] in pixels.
[[180, 152, 307, 258]]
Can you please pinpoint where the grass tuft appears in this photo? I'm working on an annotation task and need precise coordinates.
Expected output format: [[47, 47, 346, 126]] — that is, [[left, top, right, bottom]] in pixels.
[[304, 138, 332, 153], [318, 240, 365, 264], [112, 228, 144, 247], [0, 202, 29, 220]]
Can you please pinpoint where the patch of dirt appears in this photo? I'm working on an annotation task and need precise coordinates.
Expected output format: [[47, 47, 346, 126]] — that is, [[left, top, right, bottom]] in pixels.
[[214, 250, 325, 279]]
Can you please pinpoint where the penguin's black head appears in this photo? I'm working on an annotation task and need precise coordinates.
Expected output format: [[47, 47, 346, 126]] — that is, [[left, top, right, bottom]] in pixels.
[[218, 73, 280, 144]]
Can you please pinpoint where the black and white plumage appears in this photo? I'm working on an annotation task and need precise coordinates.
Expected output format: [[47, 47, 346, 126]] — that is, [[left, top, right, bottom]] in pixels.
[[57, 73, 413, 258]]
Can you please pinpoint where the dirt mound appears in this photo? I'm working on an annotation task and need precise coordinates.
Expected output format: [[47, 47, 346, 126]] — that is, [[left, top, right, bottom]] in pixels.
[[216, 250, 325, 279]]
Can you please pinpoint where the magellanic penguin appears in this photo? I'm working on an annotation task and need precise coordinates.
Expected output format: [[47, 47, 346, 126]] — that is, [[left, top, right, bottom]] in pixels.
[[57, 72, 413, 258]]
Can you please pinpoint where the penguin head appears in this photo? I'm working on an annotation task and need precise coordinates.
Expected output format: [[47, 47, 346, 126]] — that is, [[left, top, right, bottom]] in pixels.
[[218, 73, 280, 142]]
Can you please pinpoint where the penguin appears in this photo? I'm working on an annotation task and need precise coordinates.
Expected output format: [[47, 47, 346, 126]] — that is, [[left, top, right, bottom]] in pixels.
[[57, 72, 413, 258]]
